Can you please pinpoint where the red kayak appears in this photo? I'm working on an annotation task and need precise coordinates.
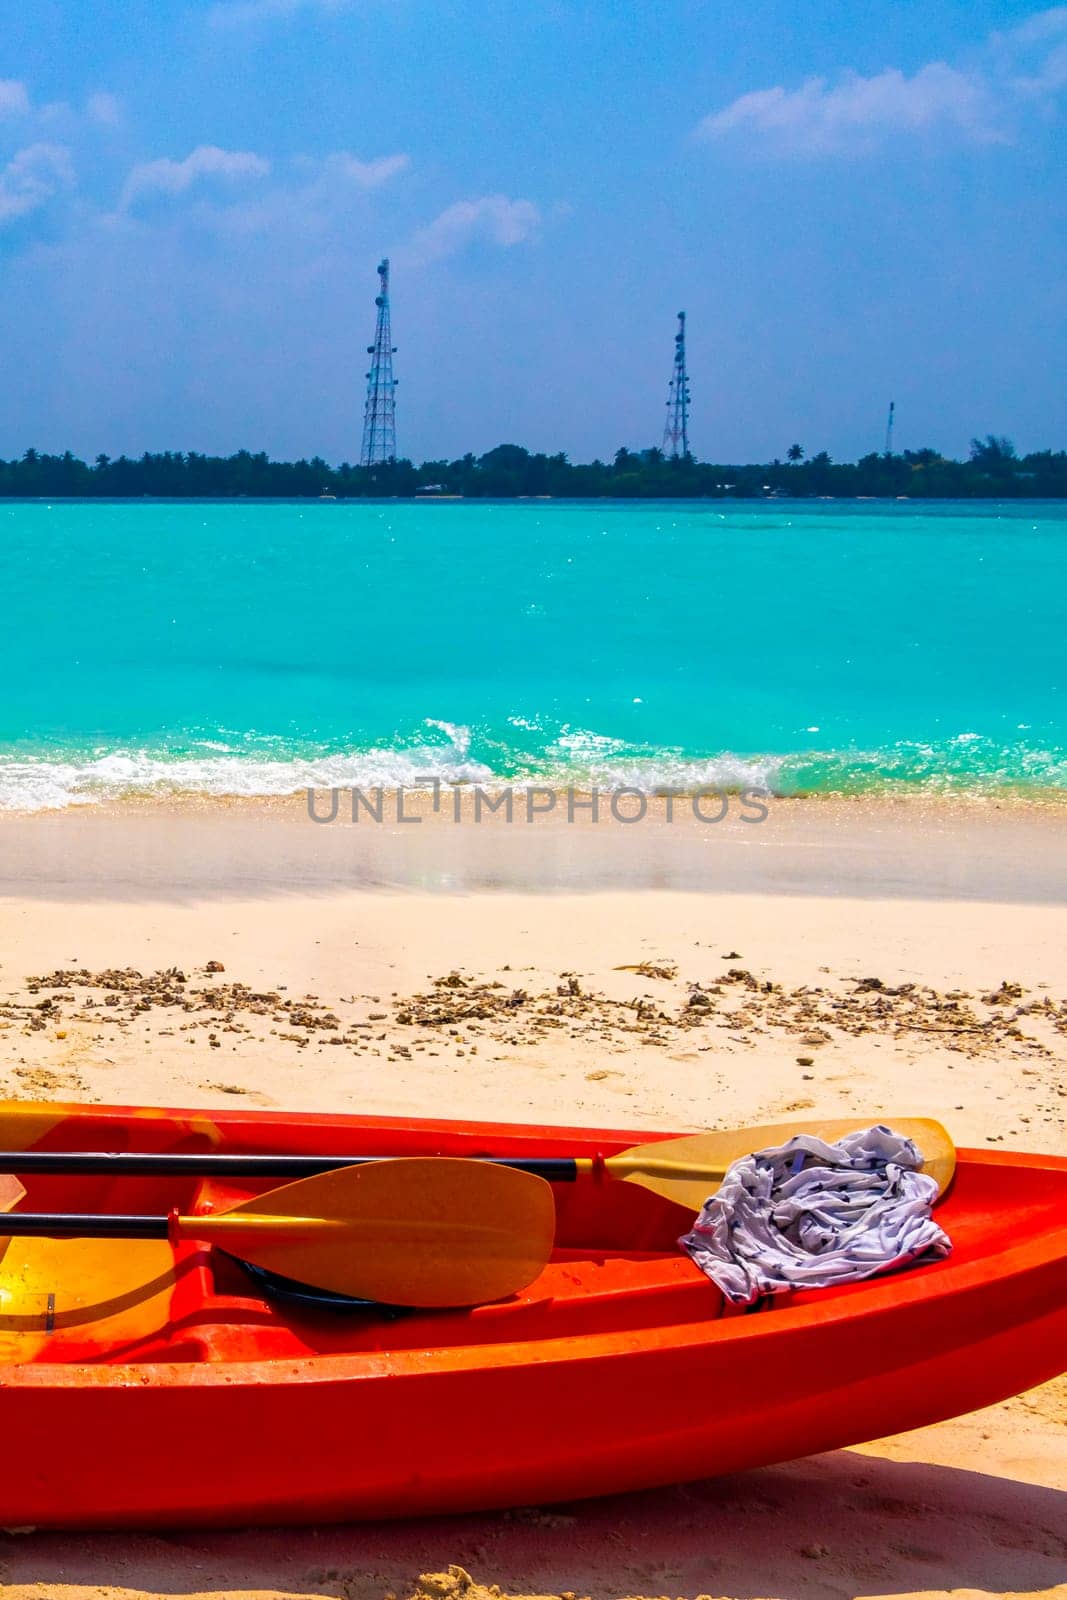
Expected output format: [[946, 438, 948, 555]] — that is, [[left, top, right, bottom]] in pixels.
[[0, 1100, 1064, 1528]]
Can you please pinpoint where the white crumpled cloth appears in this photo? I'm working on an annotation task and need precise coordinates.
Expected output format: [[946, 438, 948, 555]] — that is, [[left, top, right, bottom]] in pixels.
[[679, 1124, 951, 1306]]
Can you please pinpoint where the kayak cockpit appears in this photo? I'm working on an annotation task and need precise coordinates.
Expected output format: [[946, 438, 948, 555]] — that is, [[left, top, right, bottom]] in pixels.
[[1, 1146, 1064, 1367], [0, 1166, 721, 1365]]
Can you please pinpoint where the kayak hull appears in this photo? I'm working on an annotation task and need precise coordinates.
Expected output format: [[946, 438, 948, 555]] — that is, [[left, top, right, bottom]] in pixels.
[[0, 1101, 1064, 1528]]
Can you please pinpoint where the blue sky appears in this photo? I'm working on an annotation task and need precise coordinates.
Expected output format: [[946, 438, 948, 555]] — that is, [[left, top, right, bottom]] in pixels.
[[2, 1, 1065, 464]]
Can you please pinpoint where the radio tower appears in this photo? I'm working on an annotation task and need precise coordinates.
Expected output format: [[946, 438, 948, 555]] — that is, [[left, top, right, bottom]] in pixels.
[[663, 310, 690, 458], [360, 257, 397, 467]]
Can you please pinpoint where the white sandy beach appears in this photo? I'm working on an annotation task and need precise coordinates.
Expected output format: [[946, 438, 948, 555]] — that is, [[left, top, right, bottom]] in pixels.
[[0, 798, 1063, 1600]]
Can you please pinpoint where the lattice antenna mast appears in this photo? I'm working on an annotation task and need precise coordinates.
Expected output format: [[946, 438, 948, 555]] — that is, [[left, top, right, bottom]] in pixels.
[[361, 258, 398, 467], [663, 310, 690, 458], [884, 399, 895, 456]]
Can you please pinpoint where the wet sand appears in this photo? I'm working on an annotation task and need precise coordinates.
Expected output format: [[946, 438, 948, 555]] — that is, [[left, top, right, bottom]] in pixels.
[[4, 791, 1067, 902]]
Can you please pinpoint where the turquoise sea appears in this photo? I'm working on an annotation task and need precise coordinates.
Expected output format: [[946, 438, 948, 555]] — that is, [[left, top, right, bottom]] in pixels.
[[2, 498, 1065, 810]]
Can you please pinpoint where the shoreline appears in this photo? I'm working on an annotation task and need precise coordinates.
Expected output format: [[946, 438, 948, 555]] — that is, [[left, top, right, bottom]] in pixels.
[[6, 784, 1067, 814], [5, 780, 1067, 823]]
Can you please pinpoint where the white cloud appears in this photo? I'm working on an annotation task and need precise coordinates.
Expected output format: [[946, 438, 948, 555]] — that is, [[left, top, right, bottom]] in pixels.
[[292, 149, 410, 190], [696, 7, 1067, 156], [120, 145, 271, 209], [146, 148, 410, 237], [697, 63, 999, 154], [0, 80, 31, 118], [1002, 5, 1067, 94], [86, 91, 123, 127], [208, 0, 350, 25], [0, 142, 74, 225], [0, 84, 123, 138], [409, 195, 542, 262], [1003, 4, 1067, 45]]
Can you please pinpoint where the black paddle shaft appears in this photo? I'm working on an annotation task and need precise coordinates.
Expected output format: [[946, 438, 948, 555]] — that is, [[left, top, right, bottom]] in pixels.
[[0, 1151, 581, 1181], [0, 1212, 170, 1239]]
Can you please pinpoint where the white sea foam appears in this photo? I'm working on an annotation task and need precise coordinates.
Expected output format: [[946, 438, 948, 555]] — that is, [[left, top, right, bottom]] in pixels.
[[0, 729, 783, 812], [0, 726, 494, 812], [538, 726, 787, 793], [0, 725, 1062, 812]]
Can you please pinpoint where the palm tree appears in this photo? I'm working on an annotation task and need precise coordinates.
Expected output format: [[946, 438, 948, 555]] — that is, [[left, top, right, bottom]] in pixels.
[[969, 435, 1016, 464], [787, 443, 805, 463]]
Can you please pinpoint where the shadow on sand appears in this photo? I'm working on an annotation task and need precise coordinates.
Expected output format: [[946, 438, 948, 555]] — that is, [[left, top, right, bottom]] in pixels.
[[2, 1448, 1065, 1600]]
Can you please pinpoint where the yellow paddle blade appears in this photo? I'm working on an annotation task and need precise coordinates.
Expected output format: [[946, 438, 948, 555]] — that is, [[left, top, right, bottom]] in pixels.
[[178, 1157, 556, 1307], [605, 1117, 956, 1213], [0, 1175, 26, 1269]]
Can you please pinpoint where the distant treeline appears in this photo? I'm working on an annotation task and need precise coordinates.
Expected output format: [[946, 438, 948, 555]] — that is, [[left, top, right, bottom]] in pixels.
[[2, 435, 1065, 499]]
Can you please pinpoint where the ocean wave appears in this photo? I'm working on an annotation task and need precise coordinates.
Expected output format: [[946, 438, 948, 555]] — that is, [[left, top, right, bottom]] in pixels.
[[0, 725, 493, 812], [778, 738, 1067, 796], [0, 725, 1064, 812]]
